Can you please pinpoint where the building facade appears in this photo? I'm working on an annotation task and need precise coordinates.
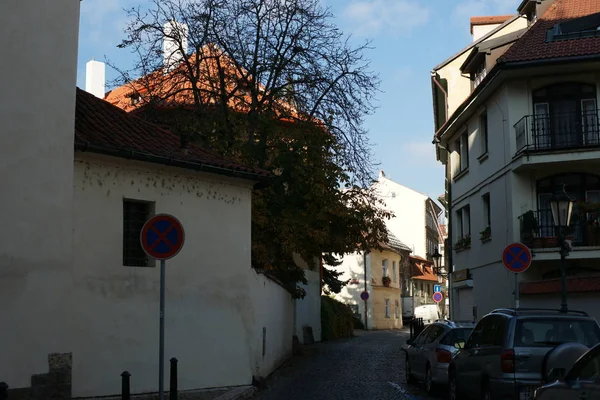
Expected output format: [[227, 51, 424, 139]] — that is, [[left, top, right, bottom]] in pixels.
[[432, 0, 600, 322], [334, 234, 412, 330]]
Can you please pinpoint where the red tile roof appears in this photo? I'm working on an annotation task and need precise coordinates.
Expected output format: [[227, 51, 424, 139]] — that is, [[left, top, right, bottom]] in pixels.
[[520, 275, 600, 295], [500, 0, 600, 63], [75, 87, 271, 181], [470, 15, 515, 34], [410, 257, 439, 282]]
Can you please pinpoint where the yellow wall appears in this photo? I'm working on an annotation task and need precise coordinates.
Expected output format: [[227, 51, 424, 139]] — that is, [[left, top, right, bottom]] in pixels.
[[370, 249, 403, 329]]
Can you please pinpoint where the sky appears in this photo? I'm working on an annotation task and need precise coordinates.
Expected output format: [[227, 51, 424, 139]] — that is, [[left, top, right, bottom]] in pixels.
[[76, 0, 519, 201]]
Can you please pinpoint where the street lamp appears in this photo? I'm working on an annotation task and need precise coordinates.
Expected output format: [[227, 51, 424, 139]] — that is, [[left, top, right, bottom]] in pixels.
[[431, 247, 445, 277], [549, 184, 574, 313]]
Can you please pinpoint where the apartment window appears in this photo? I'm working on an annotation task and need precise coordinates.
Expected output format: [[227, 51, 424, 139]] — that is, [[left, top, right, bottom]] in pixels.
[[483, 193, 491, 228], [392, 261, 397, 282], [385, 299, 390, 318], [480, 111, 488, 156], [395, 300, 400, 319], [456, 205, 471, 238], [382, 259, 388, 277], [454, 131, 469, 176], [123, 199, 154, 267]]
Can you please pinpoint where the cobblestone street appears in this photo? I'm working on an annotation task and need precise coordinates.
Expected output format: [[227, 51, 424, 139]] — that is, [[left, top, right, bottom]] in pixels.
[[252, 330, 439, 400]]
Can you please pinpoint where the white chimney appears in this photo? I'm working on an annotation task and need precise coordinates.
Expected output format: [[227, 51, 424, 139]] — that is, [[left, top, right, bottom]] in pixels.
[[163, 21, 189, 71], [85, 60, 106, 99]]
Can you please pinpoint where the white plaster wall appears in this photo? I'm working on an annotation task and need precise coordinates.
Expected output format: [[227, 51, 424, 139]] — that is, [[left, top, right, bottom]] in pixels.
[[68, 154, 292, 396], [295, 270, 322, 343], [333, 252, 373, 329], [374, 177, 428, 258], [0, 0, 80, 389], [472, 24, 501, 42]]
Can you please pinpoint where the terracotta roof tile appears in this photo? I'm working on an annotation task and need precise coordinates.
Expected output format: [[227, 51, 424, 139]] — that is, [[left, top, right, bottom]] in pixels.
[[520, 275, 600, 294], [500, 0, 600, 63], [75, 87, 271, 180], [470, 15, 515, 33]]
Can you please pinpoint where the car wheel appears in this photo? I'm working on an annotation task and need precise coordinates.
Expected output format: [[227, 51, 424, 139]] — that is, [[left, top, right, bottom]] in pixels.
[[425, 364, 436, 395], [448, 371, 459, 400], [405, 356, 416, 384]]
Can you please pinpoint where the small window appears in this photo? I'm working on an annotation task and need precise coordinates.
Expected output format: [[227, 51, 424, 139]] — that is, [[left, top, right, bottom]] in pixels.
[[385, 299, 390, 318], [482, 193, 491, 228], [479, 111, 488, 155], [382, 259, 388, 277], [456, 205, 471, 238], [395, 300, 400, 318], [391, 192, 396, 198], [392, 261, 397, 282], [123, 199, 154, 267]]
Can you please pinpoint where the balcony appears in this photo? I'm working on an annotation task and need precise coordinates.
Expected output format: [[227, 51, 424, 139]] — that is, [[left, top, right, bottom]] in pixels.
[[515, 109, 600, 155], [519, 209, 600, 250]]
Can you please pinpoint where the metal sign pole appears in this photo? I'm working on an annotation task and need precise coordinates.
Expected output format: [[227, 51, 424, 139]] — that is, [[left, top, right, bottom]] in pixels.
[[515, 272, 520, 309], [159, 259, 166, 400]]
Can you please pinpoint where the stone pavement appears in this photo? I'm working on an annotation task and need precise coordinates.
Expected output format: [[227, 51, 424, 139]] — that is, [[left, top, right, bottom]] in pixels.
[[251, 330, 438, 400]]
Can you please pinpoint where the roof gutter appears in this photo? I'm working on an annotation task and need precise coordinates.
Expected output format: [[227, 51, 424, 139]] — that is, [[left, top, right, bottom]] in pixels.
[[74, 141, 274, 189]]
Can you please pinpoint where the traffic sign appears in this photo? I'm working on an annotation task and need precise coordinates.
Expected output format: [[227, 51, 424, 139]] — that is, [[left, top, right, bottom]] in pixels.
[[502, 242, 532, 273], [434, 284, 442, 293], [433, 292, 443, 303], [141, 214, 185, 260], [360, 291, 369, 301]]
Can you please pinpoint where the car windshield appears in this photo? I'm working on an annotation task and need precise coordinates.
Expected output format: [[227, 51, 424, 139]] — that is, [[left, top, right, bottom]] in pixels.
[[440, 328, 473, 346], [515, 318, 600, 347]]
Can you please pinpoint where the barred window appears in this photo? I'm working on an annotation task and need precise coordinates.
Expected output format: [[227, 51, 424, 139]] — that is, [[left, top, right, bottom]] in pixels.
[[123, 199, 154, 267]]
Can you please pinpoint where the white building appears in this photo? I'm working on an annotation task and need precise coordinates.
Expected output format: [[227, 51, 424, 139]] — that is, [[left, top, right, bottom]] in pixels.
[[0, 1, 299, 396], [432, 0, 600, 322]]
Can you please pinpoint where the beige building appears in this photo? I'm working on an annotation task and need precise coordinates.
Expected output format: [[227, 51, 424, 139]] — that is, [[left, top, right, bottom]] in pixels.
[[334, 233, 412, 330]]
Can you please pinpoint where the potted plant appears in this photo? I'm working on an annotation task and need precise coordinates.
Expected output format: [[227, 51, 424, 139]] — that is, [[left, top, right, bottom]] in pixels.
[[382, 276, 391, 287], [454, 234, 472, 251], [480, 226, 491, 242]]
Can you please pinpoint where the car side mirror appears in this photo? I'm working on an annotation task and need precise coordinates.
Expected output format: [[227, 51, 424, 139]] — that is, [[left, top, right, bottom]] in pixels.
[[454, 340, 465, 349], [406, 338, 414, 346]]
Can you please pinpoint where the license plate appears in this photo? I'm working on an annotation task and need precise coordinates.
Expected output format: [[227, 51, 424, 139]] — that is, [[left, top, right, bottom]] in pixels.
[[519, 386, 536, 400]]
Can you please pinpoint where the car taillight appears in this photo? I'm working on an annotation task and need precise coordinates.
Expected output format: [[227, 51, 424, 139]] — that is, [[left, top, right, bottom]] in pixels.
[[436, 348, 452, 363], [501, 349, 515, 373]]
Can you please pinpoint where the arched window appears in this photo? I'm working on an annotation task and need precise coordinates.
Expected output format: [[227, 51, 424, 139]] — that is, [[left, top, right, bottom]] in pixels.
[[532, 82, 598, 149]]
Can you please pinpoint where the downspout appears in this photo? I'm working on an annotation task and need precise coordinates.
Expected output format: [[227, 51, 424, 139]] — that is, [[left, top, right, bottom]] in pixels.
[[363, 250, 369, 330]]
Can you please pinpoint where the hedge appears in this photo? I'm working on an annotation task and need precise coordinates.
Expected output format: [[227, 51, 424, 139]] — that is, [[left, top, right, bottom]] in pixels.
[[321, 296, 354, 341]]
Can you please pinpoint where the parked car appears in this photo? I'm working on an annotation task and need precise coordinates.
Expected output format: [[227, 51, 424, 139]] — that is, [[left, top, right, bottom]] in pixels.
[[534, 342, 600, 399], [404, 319, 475, 395], [448, 308, 600, 400]]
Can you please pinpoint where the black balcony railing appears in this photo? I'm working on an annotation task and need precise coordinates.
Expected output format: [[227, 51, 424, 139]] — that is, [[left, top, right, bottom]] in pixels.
[[515, 109, 600, 154], [519, 209, 600, 249]]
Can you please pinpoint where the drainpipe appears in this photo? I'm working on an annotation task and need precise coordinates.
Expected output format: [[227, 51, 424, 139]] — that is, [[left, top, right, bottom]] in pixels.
[[363, 250, 369, 330]]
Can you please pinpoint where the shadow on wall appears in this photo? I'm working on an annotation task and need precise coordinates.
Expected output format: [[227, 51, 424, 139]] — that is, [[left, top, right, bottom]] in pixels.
[[321, 296, 354, 341]]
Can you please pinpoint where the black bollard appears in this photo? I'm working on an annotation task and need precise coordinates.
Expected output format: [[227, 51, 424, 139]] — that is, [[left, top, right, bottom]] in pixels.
[[170, 358, 178, 400], [0, 382, 8, 400], [121, 371, 131, 400]]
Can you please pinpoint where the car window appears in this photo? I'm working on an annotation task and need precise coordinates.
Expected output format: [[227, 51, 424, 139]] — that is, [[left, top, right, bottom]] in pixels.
[[424, 325, 445, 344], [415, 326, 433, 345], [492, 316, 508, 346], [440, 328, 473, 346], [515, 318, 600, 347], [467, 318, 489, 348]]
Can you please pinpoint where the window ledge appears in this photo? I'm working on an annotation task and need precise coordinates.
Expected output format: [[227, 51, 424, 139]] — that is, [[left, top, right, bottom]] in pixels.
[[453, 168, 469, 182], [480, 237, 492, 243], [478, 152, 489, 163]]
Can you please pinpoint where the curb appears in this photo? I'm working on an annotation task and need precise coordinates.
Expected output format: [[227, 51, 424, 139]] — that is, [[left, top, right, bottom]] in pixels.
[[213, 386, 256, 400]]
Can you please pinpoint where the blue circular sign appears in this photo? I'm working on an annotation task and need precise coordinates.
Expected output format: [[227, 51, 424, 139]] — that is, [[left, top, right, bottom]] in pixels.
[[360, 291, 369, 301], [433, 292, 443, 303], [140, 214, 185, 260], [502, 243, 532, 273]]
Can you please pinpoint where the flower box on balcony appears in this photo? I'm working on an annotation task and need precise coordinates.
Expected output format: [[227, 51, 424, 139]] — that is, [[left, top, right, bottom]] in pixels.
[[454, 234, 471, 251], [480, 226, 491, 242], [382, 276, 391, 287]]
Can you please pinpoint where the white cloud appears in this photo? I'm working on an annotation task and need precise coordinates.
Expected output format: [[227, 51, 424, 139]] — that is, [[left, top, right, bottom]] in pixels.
[[343, 0, 430, 38]]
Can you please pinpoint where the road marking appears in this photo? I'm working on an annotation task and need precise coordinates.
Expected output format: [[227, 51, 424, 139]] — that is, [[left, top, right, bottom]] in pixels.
[[388, 382, 423, 400]]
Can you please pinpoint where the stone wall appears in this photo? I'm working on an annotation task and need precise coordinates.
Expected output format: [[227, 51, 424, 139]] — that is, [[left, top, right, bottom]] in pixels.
[[7, 353, 72, 400]]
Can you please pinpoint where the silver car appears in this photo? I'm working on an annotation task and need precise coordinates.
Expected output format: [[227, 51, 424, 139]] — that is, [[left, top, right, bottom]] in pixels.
[[404, 319, 475, 395], [535, 342, 600, 399]]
